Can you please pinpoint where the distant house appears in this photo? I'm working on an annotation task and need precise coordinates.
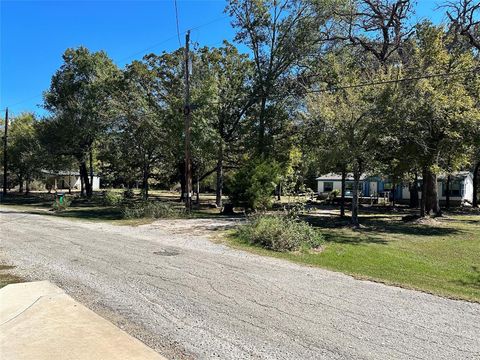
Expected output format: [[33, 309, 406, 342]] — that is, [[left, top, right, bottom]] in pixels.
[[316, 171, 474, 205], [41, 170, 100, 191]]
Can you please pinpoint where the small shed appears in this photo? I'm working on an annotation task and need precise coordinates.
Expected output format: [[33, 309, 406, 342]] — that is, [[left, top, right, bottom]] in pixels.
[[41, 170, 100, 191]]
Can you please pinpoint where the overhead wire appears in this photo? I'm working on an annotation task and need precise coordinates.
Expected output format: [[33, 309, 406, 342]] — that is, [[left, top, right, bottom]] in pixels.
[[173, 0, 182, 47], [2, 14, 229, 111]]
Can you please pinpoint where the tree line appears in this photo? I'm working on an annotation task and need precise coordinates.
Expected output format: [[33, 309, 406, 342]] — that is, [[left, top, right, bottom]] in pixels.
[[1, 0, 479, 227]]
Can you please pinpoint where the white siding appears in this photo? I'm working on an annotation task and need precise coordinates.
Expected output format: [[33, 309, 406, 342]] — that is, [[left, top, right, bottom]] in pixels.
[[317, 180, 342, 194], [92, 176, 100, 190], [463, 175, 474, 202]]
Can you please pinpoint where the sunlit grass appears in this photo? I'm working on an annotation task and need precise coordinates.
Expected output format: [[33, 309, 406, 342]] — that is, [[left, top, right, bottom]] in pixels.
[[225, 213, 480, 302]]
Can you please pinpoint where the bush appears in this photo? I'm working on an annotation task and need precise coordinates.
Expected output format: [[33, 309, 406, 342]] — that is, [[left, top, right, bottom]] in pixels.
[[122, 201, 186, 219], [227, 158, 281, 211], [103, 190, 123, 206], [124, 188, 134, 199], [237, 215, 323, 252], [329, 189, 340, 199]]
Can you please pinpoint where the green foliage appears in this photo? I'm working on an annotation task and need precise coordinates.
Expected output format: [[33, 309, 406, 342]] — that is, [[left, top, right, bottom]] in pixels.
[[122, 201, 186, 219], [7, 113, 44, 188], [102, 190, 123, 206], [328, 189, 340, 199], [227, 158, 281, 210], [237, 215, 324, 252]]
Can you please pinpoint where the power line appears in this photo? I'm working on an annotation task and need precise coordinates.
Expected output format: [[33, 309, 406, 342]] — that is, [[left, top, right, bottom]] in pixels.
[[3, 15, 229, 110], [305, 67, 480, 93], [173, 0, 182, 47], [96, 65, 480, 120]]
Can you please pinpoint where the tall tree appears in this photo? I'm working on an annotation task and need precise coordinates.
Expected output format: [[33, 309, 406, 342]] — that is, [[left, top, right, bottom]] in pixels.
[[43, 47, 120, 197], [337, 0, 415, 67], [400, 23, 480, 215], [205, 42, 254, 207], [7, 113, 44, 194], [444, 0, 480, 51], [306, 50, 381, 227], [226, 0, 332, 155]]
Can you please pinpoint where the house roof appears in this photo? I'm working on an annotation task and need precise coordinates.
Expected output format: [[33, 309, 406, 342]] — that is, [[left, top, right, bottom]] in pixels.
[[41, 169, 99, 177], [436, 171, 472, 180], [316, 173, 368, 181], [316, 171, 472, 182]]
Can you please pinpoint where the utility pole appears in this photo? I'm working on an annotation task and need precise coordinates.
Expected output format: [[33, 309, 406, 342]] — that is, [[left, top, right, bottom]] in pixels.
[[2, 108, 8, 197], [184, 30, 192, 211]]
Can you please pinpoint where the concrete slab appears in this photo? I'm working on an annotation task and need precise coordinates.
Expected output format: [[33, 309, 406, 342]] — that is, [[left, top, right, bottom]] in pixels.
[[0, 281, 166, 360]]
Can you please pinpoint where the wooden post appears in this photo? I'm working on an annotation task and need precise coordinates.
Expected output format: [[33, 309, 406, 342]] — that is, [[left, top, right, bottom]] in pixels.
[[184, 30, 192, 211], [3, 108, 8, 196]]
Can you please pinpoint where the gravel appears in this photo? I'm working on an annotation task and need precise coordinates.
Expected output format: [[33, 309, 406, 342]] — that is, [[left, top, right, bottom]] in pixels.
[[1, 208, 479, 360]]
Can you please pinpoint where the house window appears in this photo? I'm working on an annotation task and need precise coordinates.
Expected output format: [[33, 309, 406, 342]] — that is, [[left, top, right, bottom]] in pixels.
[[383, 182, 393, 191], [443, 180, 462, 197], [324, 182, 333, 192], [345, 181, 362, 190]]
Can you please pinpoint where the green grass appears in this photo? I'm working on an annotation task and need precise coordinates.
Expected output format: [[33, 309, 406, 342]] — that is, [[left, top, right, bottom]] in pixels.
[[0, 191, 234, 225], [226, 212, 480, 302]]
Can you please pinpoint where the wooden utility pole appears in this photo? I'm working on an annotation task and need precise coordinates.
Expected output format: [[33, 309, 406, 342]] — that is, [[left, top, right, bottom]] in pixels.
[[184, 30, 192, 211], [2, 108, 8, 196]]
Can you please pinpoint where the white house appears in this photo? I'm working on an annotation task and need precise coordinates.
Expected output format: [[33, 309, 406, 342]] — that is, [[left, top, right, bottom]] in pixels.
[[317, 171, 475, 205], [42, 170, 101, 191]]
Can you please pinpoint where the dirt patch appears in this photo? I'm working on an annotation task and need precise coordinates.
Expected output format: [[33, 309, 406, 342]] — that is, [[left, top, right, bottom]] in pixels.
[[0, 264, 23, 288]]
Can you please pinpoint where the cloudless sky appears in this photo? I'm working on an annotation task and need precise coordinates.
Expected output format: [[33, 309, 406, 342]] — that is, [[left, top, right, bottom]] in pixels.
[[1, 0, 444, 117]]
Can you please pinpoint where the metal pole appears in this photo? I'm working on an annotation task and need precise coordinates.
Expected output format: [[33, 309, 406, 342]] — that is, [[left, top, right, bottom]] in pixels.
[[184, 30, 192, 211], [3, 108, 8, 196]]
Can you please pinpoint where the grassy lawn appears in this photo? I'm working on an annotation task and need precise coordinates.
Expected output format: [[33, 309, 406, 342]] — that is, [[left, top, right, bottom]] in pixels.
[[225, 211, 480, 302], [0, 191, 229, 224]]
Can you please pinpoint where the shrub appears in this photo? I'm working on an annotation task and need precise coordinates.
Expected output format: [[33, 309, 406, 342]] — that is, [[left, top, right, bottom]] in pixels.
[[122, 201, 186, 219], [103, 190, 123, 206], [329, 189, 340, 199], [237, 215, 323, 252], [227, 158, 281, 211], [284, 202, 306, 219], [124, 188, 134, 199]]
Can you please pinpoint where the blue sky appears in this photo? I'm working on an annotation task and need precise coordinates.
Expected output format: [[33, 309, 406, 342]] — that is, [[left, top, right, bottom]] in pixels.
[[1, 0, 443, 117]]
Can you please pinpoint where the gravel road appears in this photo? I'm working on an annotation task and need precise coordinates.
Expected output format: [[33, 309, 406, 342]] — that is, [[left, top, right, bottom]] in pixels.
[[1, 208, 479, 360]]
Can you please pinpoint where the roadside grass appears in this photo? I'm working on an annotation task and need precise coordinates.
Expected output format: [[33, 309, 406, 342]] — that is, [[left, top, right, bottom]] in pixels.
[[0, 191, 234, 225], [225, 212, 480, 302], [0, 265, 23, 288]]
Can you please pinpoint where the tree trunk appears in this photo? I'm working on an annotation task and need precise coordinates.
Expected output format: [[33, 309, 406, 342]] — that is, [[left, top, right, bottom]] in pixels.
[[142, 163, 149, 200], [473, 161, 479, 208], [80, 166, 85, 197], [351, 170, 360, 228], [179, 162, 186, 202], [340, 169, 346, 217], [89, 149, 94, 194], [420, 167, 427, 217], [392, 181, 396, 209], [445, 174, 451, 210], [195, 178, 200, 205], [18, 176, 24, 193], [257, 96, 267, 155], [215, 141, 223, 208], [425, 168, 441, 216], [80, 161, 92, 198], [277, 182, 281, 201], [25, 177, 30, 195], [409, 173, 419, 208]]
